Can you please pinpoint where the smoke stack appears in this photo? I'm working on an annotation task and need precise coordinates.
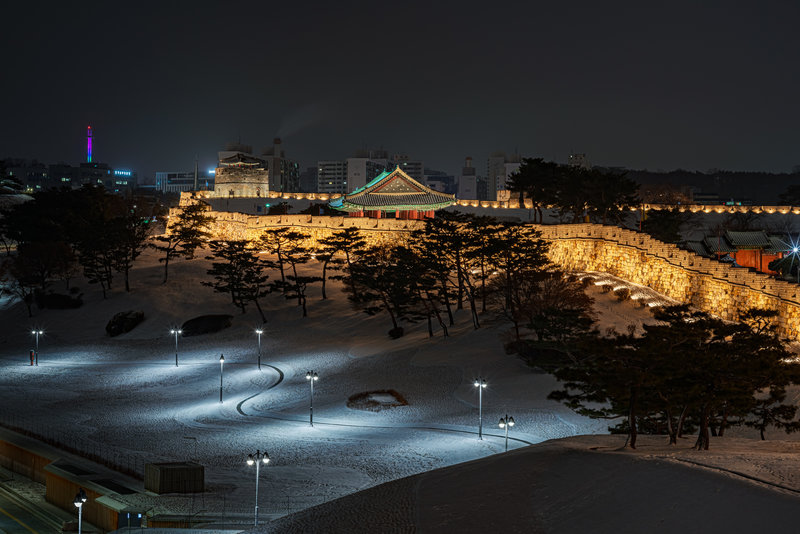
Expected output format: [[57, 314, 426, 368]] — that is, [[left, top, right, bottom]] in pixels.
[[273, 137, 282, 157], [465, 156, 472, 168]]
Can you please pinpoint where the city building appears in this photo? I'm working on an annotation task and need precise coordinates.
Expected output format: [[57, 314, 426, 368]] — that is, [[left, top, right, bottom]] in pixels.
[[261, 138, 300, 193], [424, 169, 456, 195], [317, 160, 347, 194], [317, 149, 390, 194], [457, 157, 479, 199], [298, 166, 318, 193], [392, 154, 424, 182], [155, 170, 215, 193], [487, 151, 521, 201]]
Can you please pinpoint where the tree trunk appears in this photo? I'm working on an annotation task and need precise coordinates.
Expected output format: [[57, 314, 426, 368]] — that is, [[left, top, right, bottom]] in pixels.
[[301, 294, 308, 318], [163, 254, 171, 284], [677, 405, 689, 438], [254, 298, 267, 324], [718, 403, 728, 437], [321, 262, 328, 299], [628, 389, 638, 449], [440, 278, 454, 326], [694, 404, 711, 450], [456, 248, 464, 310], [427, 314, 433, 337]]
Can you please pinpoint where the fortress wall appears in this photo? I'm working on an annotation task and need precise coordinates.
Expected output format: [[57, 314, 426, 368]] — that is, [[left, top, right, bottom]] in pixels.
[[172, 195, 800, 339]]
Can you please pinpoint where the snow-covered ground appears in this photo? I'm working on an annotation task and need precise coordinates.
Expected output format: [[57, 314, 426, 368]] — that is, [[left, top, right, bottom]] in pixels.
[[1, 246, 799, 532]]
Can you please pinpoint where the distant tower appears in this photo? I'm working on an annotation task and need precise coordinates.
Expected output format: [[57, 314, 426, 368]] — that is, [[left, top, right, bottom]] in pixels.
[[87, 126, 93, 163]]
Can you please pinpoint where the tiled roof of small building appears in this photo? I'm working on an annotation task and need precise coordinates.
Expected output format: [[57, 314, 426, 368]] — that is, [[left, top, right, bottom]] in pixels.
[[683, 241, 711, 257], [703, 235, 737, 254], [764, 235, 791, 254], [724, 230, 770, 248]]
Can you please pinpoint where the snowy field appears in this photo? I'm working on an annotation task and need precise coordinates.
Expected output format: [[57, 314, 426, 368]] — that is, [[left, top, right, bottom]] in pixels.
[[2, 246, 800, 533], [0, 248, 619, 522]]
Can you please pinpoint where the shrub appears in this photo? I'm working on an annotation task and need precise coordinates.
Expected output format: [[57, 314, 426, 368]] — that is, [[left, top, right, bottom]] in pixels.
[[614, 287, 631, 301]]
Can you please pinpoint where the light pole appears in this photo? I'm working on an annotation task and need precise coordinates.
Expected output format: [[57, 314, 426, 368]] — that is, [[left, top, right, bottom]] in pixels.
[[793, 247, 799, 283], [246, 449, 270, 526], [305, 370, 318, 426], [73, 488, 87, 534], [255, 329, 263, 370], [31, 330, 43, 366], [170, 329, 182, 366], [473, 378, 487, 439], [219, 354, 225, 403], [498, 414, 515, 452]]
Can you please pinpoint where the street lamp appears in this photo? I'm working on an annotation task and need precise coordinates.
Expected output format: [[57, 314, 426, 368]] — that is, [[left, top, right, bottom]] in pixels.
[[73, 488, 87, 534], [473, 378, 487, 440], [255, 329, 263, 370], [793, 247, 800, 283], [31, 330, 43, 366], [219, 354, 225, 403], [305, 370, 319, 426], [246, 449, 270, 526], [498, 414, 515, 452], [170, 329, 182, 367]]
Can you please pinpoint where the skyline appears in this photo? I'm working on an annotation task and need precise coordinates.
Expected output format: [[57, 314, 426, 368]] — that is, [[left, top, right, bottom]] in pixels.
[[3, 3, 800, 181]]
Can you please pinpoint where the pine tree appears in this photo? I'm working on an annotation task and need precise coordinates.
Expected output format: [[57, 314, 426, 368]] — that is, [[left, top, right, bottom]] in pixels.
[[151, 202, 214, 284], [203, 240, 270, 322]]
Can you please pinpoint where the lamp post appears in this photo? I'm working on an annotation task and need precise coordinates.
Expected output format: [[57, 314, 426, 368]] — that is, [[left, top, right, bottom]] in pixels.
[[793, 247, 799, 283], [219, 354, 225, 403], [170, 329, 182, 367], [246, 449, 270, 526], [305, 370, 318, 426], [73, 488, 87, 534], [31, 330, 43, 366], [473, 378, 487, 439], [498, 414, 515, 452], [255, 329, 263, 370]]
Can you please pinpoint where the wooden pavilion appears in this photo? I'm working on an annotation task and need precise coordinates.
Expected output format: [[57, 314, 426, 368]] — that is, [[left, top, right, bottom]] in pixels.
[[328, 166, 456, 219]]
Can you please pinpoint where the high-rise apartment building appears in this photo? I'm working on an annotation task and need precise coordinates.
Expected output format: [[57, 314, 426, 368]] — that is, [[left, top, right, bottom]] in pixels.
[[487, 151, 521, 201]]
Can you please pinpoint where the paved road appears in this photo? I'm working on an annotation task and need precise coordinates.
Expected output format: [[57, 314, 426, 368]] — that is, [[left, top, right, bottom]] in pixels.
[[0, 484, 64, 533]]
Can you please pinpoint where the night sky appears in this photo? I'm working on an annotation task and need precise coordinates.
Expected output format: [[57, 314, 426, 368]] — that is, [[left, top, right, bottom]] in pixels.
[[3, 2, 800, 182]]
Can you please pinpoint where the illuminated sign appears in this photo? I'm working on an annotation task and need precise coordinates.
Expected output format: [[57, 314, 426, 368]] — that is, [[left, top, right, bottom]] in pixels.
[[114, 170, 132, 176]]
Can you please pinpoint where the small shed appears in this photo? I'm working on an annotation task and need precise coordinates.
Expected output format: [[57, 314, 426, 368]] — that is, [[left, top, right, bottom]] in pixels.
[[144, 461, 204, 494]]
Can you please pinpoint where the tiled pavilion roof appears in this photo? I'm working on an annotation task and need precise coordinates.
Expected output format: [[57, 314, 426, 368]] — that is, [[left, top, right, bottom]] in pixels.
[[329, 166, 456, 212]]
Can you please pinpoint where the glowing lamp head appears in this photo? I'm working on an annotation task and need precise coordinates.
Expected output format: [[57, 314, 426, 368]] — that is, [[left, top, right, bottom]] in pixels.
[[306, 371, 318, 381], [247, 455, 254, 466], [262, 453, 270, 464], [499, 419, 506, 429], [508, 417, 515, 427], [793, 247, 798, 254], [219, 354, 225, 363], [255, 329, 263, 335], [73, 488, 87, 508]]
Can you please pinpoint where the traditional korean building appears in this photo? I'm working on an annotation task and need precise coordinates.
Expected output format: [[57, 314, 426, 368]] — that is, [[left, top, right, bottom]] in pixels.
[[212, 151, 269, 198], [329, 166, 456, 219], [683, 230, 789, 274]]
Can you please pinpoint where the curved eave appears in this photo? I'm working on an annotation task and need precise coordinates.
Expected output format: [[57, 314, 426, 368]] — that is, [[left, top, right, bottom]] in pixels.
[[332, 199, 456, 212]]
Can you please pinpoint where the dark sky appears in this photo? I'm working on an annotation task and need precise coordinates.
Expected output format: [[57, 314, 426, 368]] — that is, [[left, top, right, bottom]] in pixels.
[[3, 2, 800, 182]]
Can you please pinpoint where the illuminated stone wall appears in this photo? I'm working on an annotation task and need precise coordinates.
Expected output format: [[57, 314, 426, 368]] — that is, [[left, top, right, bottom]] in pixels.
[[171, 193, 800, 339], [539, 224, 800, 339]]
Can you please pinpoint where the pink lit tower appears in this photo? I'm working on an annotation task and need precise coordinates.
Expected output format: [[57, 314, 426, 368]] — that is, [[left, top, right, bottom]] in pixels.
[[86, 126, 92, 163]]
